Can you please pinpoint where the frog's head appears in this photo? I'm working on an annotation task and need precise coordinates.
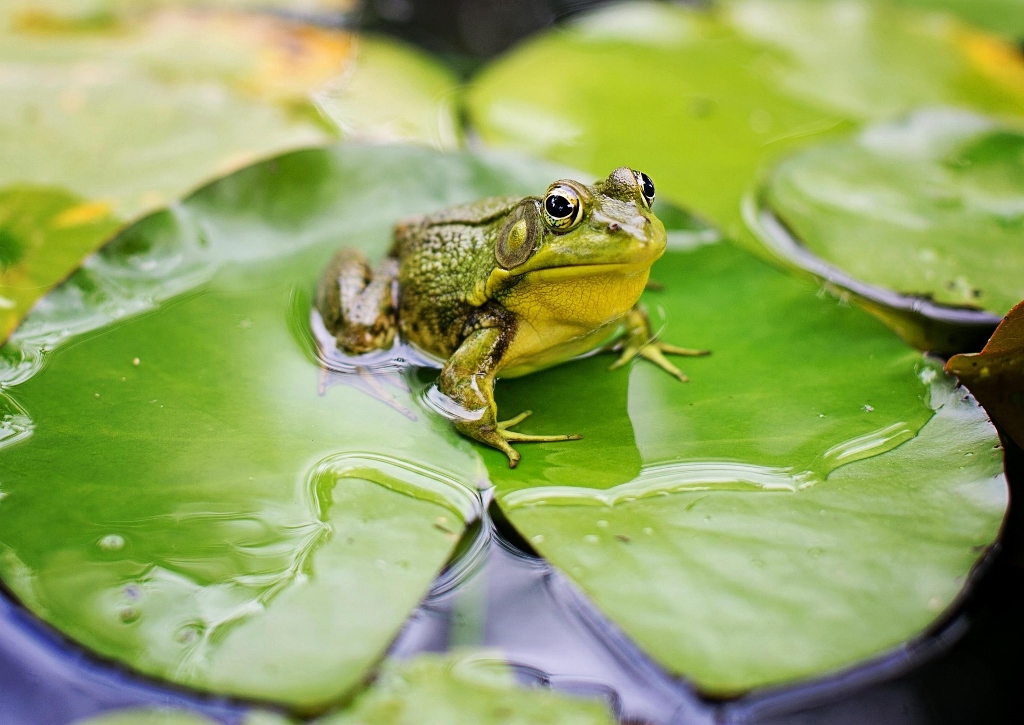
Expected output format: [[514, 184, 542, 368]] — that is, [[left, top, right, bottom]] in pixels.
[[487, 167, 666, 293]]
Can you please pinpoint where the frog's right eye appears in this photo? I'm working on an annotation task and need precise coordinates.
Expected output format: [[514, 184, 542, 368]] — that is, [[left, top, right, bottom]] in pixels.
[[543, 186, 582, 231]]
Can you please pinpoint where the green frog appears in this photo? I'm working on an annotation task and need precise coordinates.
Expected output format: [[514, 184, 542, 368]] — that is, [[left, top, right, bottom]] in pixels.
[[315, 167, 708, 467]]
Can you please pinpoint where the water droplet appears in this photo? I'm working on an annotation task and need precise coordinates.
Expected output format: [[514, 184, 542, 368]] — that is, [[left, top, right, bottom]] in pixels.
[[97, 534, 125, 551], [596, 520, 609, 528], [531, 534, 544, 544], [583, 535, 599, 544], [375, 559, 388, 569], [118, 606, 140, 624], [175, 623, 205, 644], [928, 595, 944, 611], [132, 357, 140, 366], [863, 404, 874, 412], [642, 527, 653, 535]]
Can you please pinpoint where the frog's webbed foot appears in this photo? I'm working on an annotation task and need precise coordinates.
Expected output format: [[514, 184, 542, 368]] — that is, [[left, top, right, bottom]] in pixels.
[[476, 411, 581, 468], [607, 307, 710, 382]]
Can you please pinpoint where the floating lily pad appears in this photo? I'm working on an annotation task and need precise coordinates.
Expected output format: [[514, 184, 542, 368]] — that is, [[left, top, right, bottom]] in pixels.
[[318, 653, 616, 725], [0, 3, 459, 343], [466, 0, 1024, 241], [0, 145, 573, 710], [752, 108, 1024, 352], [484, 230, 1006, 694]]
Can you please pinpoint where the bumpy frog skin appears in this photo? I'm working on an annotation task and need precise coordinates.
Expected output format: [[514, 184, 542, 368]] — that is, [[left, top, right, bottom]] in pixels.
[[316, 167, 708, 467]]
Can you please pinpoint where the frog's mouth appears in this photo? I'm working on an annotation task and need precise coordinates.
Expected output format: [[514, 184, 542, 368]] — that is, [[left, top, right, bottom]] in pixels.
[[485, 260, 656, 299], [518, 260, 655, 282]]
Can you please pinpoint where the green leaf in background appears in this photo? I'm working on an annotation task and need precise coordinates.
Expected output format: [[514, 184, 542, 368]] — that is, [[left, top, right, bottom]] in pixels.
[[752, 108, 1023, 350], [466, 0, 1024, 241], [0, 145, 574, 711], [0, 1, 460, 344], [318, 653, 616, 725], [895, 0, 1024, 37], [314, 37, 462, 151], [0, 186, 122, 342], [484, 231, 1006, 694]]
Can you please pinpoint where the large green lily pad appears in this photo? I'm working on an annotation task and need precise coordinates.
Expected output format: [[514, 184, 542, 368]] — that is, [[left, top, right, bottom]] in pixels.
[[0, 1, 459, 343], [319, 653, 616, 725], [0, 145, 572, 711], [756, 109, 1024, 318], [484, 230, 1006, 694], [466, 0, 1024, 241]]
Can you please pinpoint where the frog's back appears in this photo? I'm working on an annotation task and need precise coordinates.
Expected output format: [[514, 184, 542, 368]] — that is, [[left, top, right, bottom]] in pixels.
[[394, 196, 521, 356]]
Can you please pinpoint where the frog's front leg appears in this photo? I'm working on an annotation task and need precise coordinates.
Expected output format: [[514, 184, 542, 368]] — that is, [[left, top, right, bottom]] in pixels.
[[608, 306, 710, 382], [439, 326, 581, 468]]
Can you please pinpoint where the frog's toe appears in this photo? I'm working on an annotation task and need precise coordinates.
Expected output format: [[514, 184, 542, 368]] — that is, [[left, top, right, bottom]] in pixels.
[[502, 430, 583, 443], [609, 343, 642, 371], [639, 344, 689, 382], [502, 442, 522, 469], [498, 410, 533, 430], [658, 342, 711, 357]]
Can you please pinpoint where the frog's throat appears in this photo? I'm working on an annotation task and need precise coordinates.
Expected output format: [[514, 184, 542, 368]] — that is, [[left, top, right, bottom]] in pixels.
[[484, 261, 653, 299]]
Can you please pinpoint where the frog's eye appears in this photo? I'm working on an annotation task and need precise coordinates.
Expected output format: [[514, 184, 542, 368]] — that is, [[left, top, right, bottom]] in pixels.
[[542, 186, 582, 231], [633, 170, 655, 208]]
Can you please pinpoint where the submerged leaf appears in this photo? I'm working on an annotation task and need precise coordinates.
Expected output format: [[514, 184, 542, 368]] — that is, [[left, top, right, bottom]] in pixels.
[[318, 653, 616, 725], [947, 299, 1024, 448], [75, 710, 219, 725]]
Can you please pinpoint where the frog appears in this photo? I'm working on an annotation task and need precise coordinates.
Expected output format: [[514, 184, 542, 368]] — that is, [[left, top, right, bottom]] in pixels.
[[315, 167, 708, 467]]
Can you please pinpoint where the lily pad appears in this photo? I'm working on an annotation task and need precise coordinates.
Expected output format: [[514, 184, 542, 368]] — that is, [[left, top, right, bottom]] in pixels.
[[0, 144, 573, 710], [318, 653, 616, 725], [466, 0, 1024, 240], [484, 230, 1006, 694], [752, 108, 1023, 353], [0, 3, 460, 343]]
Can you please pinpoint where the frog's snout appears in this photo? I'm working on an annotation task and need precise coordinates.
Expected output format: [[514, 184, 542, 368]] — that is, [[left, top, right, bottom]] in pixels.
[[593, 211, 650, 243]]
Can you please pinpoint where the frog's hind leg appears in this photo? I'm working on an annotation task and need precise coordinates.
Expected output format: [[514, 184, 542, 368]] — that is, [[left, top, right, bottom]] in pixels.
[[315, 248, 399, 355], [607, 307, 710, 382]]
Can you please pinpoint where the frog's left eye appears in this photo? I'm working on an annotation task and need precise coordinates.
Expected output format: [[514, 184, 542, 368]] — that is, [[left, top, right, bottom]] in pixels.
[[542, 186, 582, 231], [633, 170, 655, 208]]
